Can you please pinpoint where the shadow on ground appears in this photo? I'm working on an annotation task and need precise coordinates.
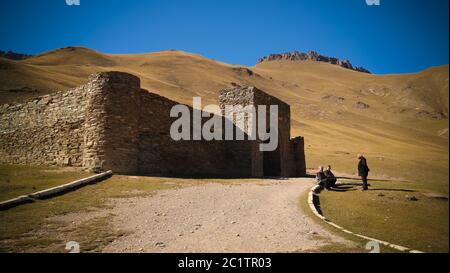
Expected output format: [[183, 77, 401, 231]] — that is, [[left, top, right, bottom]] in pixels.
[[329, 182, 417, 193]]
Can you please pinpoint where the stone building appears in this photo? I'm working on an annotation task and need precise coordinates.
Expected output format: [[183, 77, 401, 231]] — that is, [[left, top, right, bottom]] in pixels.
[[0, 71, 306, 177]]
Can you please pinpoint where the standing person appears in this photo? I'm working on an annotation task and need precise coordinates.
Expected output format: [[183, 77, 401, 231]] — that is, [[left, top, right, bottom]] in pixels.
[[358, 154, 370, 191], [324, 165, 337, 188]]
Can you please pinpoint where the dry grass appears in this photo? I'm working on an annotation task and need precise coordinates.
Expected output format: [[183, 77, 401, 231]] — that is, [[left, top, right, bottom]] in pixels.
[[317, 179, 449, 253], [0, 165, 266, 253], [0, 174, 178, 252], [0, 165, 91, 201], [298, 189, 401, 253]]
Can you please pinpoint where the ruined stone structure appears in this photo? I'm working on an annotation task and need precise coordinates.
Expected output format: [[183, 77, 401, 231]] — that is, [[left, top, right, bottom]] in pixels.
[[0, 71, 306, 177], [219, 86, 305, 177]]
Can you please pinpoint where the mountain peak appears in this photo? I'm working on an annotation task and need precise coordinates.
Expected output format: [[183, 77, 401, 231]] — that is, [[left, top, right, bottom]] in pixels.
[[257, 50, 371, 74], [0, 50, 33, 61]]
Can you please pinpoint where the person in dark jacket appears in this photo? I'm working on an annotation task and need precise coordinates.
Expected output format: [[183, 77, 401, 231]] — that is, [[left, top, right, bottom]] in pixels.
[[316, 166, 330, 190], [358, 154, 370, 191], [324, 165, 337, 188]]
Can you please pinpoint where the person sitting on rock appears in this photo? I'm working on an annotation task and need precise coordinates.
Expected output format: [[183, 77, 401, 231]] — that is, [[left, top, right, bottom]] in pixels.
[[315, 166, 330, 190], [324, 165, 337, 188]]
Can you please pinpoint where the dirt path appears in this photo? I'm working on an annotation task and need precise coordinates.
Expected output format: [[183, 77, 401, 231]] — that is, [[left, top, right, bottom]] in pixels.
[[101, 178, 350, 253]]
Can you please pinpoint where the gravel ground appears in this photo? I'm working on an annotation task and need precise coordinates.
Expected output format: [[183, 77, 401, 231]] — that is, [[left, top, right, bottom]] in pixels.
[[101, 178, 350, 253]]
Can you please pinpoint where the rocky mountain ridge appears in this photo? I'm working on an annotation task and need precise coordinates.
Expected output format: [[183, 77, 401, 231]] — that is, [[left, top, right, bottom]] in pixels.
[[0, 50, 33, 61], [258, 51, 371, 73]]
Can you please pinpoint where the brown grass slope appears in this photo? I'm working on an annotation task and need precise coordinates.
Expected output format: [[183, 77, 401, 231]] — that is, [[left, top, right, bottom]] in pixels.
[[0, 46, 448, 193]]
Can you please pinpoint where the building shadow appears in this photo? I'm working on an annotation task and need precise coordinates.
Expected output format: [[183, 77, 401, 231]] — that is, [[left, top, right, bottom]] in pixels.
[[336, 176, 410, 183], [124, 173, 312, 180], [369, 188, 417, 193], [330, 185, 358, 192], [329, 183, 417, 193]]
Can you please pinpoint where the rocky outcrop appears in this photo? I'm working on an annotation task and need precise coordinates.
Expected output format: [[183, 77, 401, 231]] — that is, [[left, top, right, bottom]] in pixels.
[[258, 51, 371, 74], [356, 101, 370, 109], [0, 50, 33, 60], [232, 67, 260, 77]]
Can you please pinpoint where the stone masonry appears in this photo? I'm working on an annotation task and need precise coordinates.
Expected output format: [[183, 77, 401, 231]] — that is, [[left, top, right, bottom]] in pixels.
[[219, 86, 306, 177], [0, 71, 306, 177]]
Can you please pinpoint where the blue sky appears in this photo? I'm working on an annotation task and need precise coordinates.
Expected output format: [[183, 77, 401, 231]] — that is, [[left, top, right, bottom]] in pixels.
[[0, 0, 448, 74]]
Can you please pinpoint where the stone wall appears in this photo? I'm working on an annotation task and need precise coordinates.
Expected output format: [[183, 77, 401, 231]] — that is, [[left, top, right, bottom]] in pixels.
[[291, 137, 307, 177], [82, 72, 142, 174], [218, 86, 306, 177], [0, 86, 88, 166], [137, 91, 257, 177], [254, 87, 293, 177], [218, 87, 263, 177], [137, 91, 230, 177], [0, 71, 306, 177]]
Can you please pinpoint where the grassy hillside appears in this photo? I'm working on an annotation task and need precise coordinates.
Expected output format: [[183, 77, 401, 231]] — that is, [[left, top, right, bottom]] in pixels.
[[0, 46, 448, 194]]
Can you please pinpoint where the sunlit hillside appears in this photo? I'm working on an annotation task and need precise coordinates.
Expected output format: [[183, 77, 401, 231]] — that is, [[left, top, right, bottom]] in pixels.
[[0, 47, 448, 193]]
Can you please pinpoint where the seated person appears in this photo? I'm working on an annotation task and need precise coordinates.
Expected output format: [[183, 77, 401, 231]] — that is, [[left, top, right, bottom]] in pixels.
[[315, 166, 330, 190], [324, 165, 337, 188]]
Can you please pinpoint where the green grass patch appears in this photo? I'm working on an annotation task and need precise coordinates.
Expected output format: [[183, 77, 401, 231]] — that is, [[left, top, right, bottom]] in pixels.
[[299, 188, 404, 253], [318, 179, 449, 253], [0, 165, 91, 201]]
